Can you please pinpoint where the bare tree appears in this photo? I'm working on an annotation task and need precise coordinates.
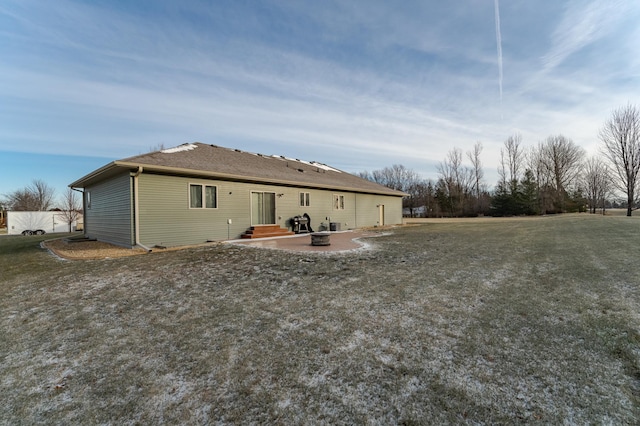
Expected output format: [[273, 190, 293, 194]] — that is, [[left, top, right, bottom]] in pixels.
[[358, 165, 423, 216], [599, 104, 640, 216], [3, 179, 56, 211], [58, 188, 82, 232], [3, 188, 37, 211], [412, 179, 438, 217], [149, 143, 166, 152], [526, 144, 544, 185], [467, 141, 487, 214], [32, 179, 56, 211], [437, 148, 473, 216], [583, 156, 611, 214], [467, 142, 484, 198], [498, 133, 525, 189], [359, 164, 420, 193], [525, 144, 547, 213], [539, 135, 585, 211]]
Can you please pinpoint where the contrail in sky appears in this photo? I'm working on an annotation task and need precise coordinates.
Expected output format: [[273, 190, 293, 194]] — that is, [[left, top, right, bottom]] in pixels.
[[494, 0, 503, 105]]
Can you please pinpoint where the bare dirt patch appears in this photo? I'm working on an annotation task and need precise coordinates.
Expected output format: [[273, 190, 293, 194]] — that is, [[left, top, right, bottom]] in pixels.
[[43, 238, 149, 259]]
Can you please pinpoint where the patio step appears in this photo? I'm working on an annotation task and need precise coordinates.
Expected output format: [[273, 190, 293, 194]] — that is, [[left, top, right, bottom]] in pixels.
[[241, 225, 294, 239]]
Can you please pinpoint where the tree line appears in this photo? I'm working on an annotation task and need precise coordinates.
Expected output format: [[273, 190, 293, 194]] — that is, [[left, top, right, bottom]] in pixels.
[[360, 104, 640, 217]]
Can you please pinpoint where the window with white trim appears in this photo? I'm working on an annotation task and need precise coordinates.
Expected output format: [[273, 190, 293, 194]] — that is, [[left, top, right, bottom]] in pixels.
[[189, 184, 217, 208], [299, 192, 310, 207], [333, 194, 345, 210]]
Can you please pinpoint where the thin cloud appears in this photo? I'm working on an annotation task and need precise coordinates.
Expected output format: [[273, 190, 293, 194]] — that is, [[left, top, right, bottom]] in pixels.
[[541, 0, 629, 72], [494, 0, 503, 104]]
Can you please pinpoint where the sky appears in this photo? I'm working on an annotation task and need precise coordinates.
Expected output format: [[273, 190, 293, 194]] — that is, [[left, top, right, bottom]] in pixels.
[[1, 0, 639, 204]]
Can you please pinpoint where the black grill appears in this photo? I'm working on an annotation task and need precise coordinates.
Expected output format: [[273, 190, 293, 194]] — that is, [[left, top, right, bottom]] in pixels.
[[291, 215, 311, 233]]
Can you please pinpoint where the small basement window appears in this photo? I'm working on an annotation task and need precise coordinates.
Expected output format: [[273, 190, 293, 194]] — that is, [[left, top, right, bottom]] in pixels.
[[299, 192, 310, 207], [190, 184, 217, 209]]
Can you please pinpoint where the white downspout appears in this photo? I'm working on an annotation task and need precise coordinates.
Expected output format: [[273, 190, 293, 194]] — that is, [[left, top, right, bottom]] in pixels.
[[71, 187, 85, 236], [354, 193, 357, 229], [133, 167, 152, 252]]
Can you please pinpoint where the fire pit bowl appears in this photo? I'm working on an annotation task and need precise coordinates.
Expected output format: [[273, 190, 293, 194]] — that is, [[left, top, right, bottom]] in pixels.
[[310, 232, 331, 246]]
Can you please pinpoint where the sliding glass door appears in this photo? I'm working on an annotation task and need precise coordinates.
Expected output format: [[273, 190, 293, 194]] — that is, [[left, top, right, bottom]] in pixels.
[[251, 192, 276, 225]]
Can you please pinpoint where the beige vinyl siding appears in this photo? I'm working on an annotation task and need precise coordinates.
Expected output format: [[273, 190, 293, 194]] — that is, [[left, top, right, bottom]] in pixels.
[[384, 196, 403, 224], [324, 192, 355, 229], [135, 173, 404, 247], [137, 174, 251, 247], [250, 187, 402, 230], [84, 172, 133, 247], [287, 191, 402, 230], [267, 187, 347, 231], [353, 194, 403, 227], [354, 193, 379, 227]]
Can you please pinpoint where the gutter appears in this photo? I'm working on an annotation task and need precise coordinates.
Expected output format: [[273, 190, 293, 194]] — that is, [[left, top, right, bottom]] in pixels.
[[132, 166, 152, 253], [69, 161, 119, 188]]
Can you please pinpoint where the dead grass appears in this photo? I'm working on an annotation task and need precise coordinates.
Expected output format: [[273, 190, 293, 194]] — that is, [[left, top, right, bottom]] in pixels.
[[44, 238, 149, 259], [43, 237, 223, 260], [2, 214, 640, 423]]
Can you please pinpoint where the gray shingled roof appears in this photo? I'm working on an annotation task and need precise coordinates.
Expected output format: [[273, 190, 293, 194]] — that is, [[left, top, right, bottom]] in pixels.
[[70, 143, 406, 197]]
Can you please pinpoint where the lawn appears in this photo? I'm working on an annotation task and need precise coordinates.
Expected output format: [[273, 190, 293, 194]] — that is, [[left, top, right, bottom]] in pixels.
[[1, 215, 640, 424]]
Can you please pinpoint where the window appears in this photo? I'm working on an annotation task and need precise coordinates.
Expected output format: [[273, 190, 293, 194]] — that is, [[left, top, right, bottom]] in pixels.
[[333, 194, 345, 210], [299, 192, 310, 207], [204, 185, 216, 208], [190, 185, 202, 208], [190, 184, 217, 208], [86, 191, 91, 209]]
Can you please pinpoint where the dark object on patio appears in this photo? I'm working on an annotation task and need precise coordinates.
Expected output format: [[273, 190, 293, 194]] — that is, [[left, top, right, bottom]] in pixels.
[[292, 213, 314, 233], [311, 232, 330, 246], [291, 215, 310, 234], [303, 213, 314, 232]]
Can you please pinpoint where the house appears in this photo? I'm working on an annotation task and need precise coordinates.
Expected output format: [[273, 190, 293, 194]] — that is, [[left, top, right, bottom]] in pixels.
[[69, 143, 406, 249]]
